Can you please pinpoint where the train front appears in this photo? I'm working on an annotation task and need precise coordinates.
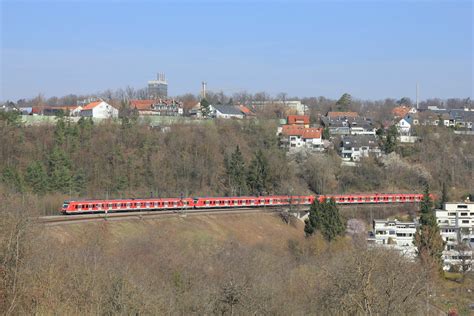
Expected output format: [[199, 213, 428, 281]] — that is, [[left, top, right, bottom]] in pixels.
[[60, 201, 71, 214]]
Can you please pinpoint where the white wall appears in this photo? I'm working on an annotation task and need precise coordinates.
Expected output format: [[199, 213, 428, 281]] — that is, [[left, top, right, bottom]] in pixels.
[[92, 102, 118, 119]]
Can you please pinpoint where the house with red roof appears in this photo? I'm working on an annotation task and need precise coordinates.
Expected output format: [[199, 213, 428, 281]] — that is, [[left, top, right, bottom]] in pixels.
[[278, 125, 323, 151], [287, 115, 310, 127], [80, 100, 118, 119], [130, 99, 183, 116], [392, 105, 417, 119]]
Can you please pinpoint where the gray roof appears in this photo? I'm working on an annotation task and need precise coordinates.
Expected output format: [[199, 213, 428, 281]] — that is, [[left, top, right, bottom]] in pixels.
[[449, 109, 474, 121], [322, 116, 374, 129], [214, 105, 243, 116], [341, 135, 379, 150]]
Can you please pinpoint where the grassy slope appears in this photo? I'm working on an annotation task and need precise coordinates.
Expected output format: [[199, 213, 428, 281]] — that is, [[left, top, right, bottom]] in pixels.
[[46, 213, 306, 254]]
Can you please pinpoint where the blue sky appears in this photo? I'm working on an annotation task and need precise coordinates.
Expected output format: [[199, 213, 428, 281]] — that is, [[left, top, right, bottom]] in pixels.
[[1, 0, 472, 101]]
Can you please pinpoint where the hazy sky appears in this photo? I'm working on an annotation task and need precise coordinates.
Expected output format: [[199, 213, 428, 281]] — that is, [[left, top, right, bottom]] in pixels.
[[1, 0, 472, 101]]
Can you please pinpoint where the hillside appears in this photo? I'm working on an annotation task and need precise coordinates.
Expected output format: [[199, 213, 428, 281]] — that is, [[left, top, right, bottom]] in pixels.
[[46, 213, 306, 254]]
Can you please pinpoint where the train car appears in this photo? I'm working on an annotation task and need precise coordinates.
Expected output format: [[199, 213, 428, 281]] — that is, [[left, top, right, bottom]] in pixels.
[[193, 195, 314, 209], [318, 193, 426, 204], [61, 197, 194, 214]]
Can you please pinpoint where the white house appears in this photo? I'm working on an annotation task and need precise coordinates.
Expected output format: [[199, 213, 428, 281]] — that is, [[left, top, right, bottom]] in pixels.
[[396, 115, 414, 135], [339, 135, 381, 161], [80, 101, 118, 119], [279, 125, 323, 151]]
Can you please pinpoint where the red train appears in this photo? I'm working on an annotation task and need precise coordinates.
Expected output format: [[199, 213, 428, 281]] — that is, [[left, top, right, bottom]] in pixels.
[[60, 193, 427, 214]]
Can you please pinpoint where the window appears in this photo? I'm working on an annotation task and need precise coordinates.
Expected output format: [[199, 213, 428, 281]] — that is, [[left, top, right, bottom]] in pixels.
[[448, 212, 456, 216], [460, 212, 468, 216], [462, 220, 469, 224], [457, 205, 468, 209]]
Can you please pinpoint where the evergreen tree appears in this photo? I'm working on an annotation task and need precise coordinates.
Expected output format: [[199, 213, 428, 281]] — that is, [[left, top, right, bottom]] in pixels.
[[438, 182, 448, 209], [1, 166, 24, 193], [200, 98, 211, 118], [383, 125, 398, 153], [47, 147, 73, 193], [25, 161, 48, 194], [247, 150, 269, 195], [225, 146, 247, 196], [305, 198, 345, 241], [322, 127, 330, 140], [336, 93, 352, 110], [0, 108, 22, 126], [414, 185, 445, 271], [72, 169, 87, 194], [53, 115, 67, 146]]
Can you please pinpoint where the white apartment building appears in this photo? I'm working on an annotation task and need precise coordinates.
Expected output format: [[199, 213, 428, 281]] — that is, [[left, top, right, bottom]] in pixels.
[[369, 202, 473, 270], [369, 219, 418, 258], [436, 202, 474, 270]]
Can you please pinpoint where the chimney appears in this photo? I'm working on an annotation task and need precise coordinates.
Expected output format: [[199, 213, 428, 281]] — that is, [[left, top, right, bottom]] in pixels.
[[201, 81, 207, 99]]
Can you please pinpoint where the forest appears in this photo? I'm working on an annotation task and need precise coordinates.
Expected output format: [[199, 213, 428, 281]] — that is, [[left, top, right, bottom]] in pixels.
[[0, 110, 473, 215]]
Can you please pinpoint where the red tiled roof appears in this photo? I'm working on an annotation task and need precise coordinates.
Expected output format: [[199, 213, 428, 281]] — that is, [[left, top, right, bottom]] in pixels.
[[281, 125, 322, 139], [130, 99, 154, 110], [301, 128, 322, 139], [392, 106, 411, 118], [239, 105, 254, 115], [287, 115, 310, 125], [327, 111, 359, 118], [82, 101, 102, 110]]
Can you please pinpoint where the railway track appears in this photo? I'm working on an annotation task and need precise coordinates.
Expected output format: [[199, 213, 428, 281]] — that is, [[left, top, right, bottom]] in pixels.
[[37, 206, 291, 226]]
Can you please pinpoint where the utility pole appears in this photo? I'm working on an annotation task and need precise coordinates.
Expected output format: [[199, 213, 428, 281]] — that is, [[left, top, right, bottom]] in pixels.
[[416, 83, 419, 110]]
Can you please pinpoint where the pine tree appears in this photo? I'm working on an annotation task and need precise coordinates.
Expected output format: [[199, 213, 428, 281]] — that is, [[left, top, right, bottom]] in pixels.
[[48, 147, 73, 193], [247, 150, 269, 195], [305, 198, 345, 241], [25, 161, 48, 194], [414, 185, 445, 271], [322, 127, 330, 140], [72, 169, 87, 194], [438, 182, 448, 209], [1, 166, 24, 193], [321, 198, 346, 241], [336, 93, 352, 111], [383, 125, 398, 153], [225, 146, 247, 196], [200, 98, 211, 118], [54, 115, 67, 146]]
